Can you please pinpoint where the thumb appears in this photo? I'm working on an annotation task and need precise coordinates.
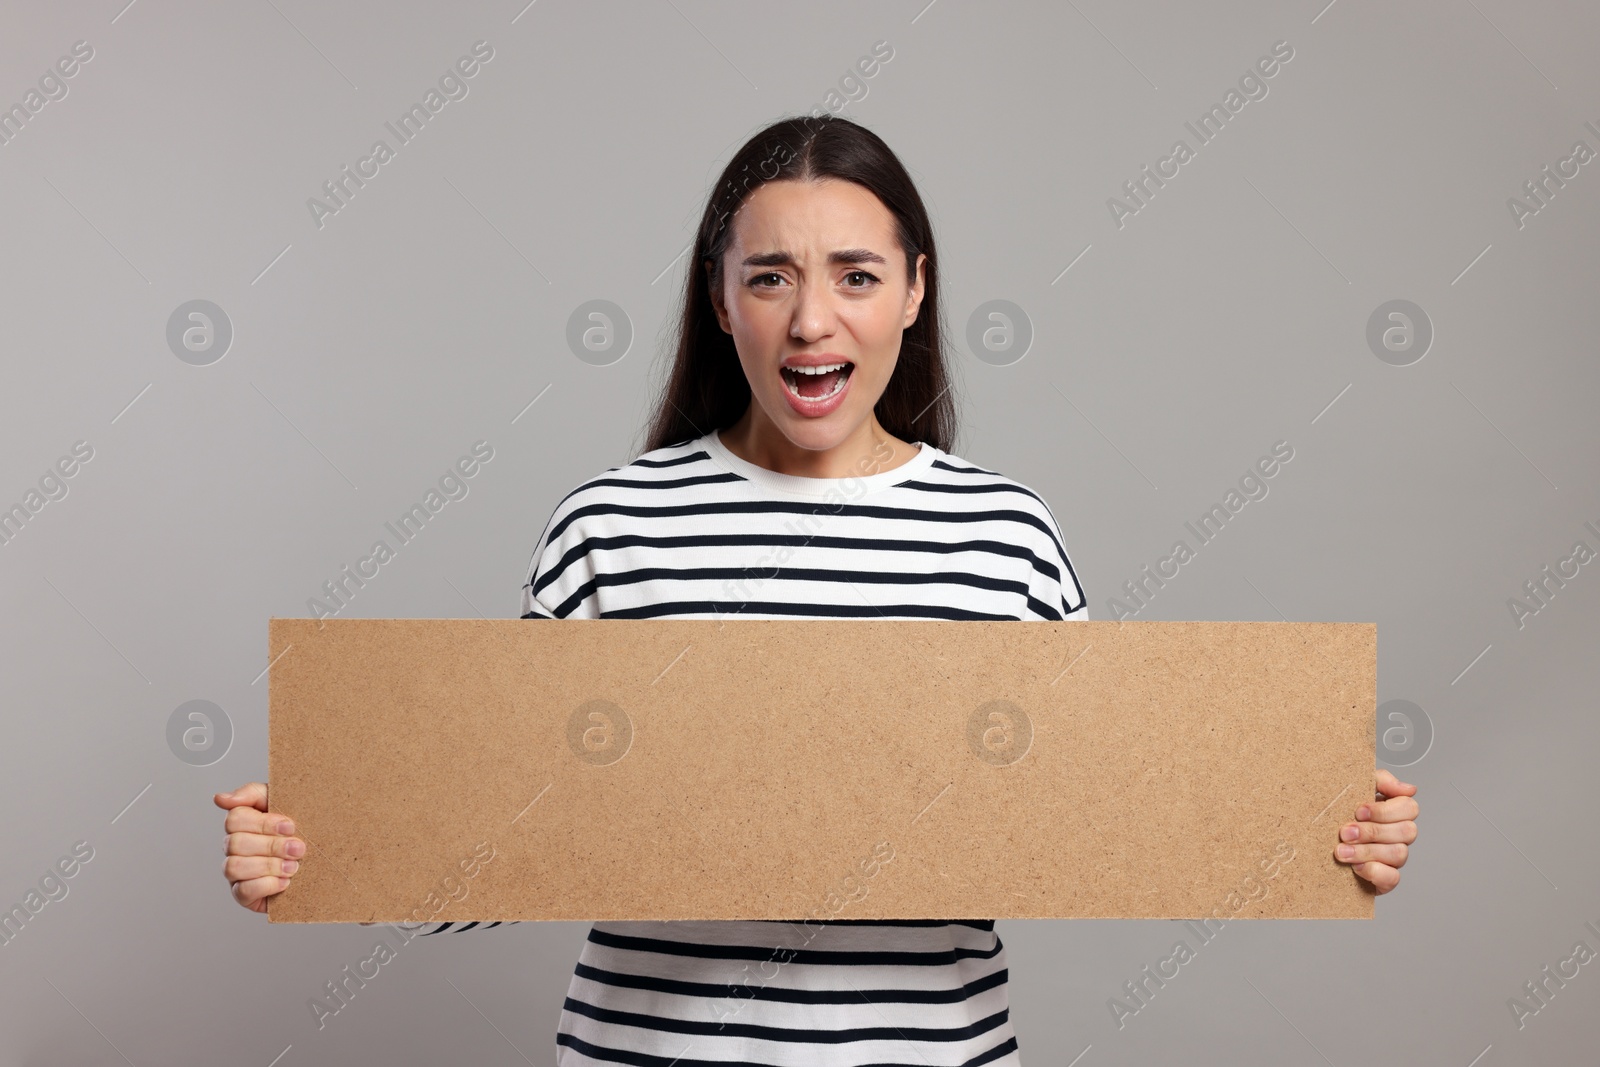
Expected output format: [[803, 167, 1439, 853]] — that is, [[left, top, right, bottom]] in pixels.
[[213, 782, 268, 810], [1375, 767, 1417, 797]]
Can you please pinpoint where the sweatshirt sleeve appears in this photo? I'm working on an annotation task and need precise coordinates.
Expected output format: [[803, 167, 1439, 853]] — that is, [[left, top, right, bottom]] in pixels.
[[521, 480, 604, 620], [416, 920, 518, 935], [520, 510, 562, 620], [1052, 503, 1088, 621], [1017, 489, 1088, 621]]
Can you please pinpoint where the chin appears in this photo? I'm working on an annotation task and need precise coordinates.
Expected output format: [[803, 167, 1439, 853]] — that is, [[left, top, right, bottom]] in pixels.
[[773, 411, 861, 449]]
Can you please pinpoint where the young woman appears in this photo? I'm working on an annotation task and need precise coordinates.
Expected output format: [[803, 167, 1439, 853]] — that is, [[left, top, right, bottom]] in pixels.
[[216, 114, 1419, 1065]]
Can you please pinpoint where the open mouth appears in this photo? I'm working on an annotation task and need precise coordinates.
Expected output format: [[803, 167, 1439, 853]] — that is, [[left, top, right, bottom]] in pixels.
[[780, 361, 854, 401]]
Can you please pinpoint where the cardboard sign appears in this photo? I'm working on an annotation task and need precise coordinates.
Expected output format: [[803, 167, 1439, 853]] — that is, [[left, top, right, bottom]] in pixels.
[[266, 618, 1375, 923]]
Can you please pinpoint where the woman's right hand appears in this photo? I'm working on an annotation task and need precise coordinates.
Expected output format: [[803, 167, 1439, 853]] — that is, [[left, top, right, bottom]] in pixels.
[[214, 782, 305, 914]]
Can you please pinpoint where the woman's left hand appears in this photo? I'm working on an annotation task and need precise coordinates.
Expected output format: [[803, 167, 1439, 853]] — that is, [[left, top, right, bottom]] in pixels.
[[1334, 768, 1417, 894]]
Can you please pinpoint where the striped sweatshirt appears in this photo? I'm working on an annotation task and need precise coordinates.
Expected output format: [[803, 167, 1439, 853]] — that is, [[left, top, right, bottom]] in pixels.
[[423, 427, 1087, 1066]]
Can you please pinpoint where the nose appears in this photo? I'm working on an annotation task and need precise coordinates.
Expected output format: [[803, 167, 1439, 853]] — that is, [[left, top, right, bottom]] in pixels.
[[788, 278, 838, 342]]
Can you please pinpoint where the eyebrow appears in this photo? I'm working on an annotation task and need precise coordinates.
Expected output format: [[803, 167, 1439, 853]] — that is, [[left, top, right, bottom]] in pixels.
[[740, 248, 888, 269]]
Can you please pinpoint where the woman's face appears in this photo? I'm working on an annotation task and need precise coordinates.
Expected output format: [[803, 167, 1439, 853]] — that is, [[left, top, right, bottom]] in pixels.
[[707, 178, 926, 456]]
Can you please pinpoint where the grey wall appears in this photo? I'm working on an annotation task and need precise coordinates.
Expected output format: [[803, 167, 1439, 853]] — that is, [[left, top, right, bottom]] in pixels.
[[1, 1, 1596, 1064]]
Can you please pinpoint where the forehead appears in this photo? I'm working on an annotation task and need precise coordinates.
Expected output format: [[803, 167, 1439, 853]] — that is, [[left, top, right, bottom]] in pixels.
[[728, 179, 896, 253]]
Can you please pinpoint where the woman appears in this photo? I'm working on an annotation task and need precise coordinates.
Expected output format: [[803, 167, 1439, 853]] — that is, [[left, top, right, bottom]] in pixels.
[[216, 114, 1419, 1064]]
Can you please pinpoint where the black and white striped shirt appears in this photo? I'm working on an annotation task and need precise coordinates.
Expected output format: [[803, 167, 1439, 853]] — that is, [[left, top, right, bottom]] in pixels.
[[426, 428, 1086, 1066]]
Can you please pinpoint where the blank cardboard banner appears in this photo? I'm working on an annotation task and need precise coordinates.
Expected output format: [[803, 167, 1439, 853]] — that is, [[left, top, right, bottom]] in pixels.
[[266, 618, 1376, 924]]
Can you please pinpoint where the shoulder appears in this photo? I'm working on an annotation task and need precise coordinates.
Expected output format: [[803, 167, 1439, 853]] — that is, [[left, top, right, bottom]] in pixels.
[[526, 435, 731, 572], [925, 448, 1087, 618], [920, 448, 1070, 536], [522, 436, 725, 609], [541, 435, 728, 529]]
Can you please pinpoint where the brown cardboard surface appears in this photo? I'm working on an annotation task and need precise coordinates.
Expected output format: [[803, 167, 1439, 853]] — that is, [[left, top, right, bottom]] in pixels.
[[266, 618, 1375, 923]]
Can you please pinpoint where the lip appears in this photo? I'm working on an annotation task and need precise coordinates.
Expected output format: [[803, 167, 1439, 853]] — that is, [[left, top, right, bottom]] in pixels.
[[781, 353, 854, 368], [779, 360, 853, 418]]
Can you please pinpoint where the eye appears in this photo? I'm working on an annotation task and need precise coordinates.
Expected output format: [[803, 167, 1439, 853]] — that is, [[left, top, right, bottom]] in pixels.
[[844, 270, 880, 288], [748, 272, 785, 288]]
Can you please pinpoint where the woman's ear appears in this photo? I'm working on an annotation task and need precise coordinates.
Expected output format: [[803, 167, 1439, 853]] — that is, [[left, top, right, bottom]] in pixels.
[[903, 253, 927, 329], [704, 258, 731, 334]]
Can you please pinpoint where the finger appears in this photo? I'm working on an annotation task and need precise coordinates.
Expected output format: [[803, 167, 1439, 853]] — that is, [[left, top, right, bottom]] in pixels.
[[227, 830, 306, 861], [1334, 842, 1409, 868], [1355, 794, 1419, 822], [231, 874, 290, 911], [224, 806, 297, 836], [1374, 768, 1417, 799], [214, 782, 268, 811], [1339, 819, 1416, 845], [1351, 860, 1401, 894], [225, 854, 301, 882]]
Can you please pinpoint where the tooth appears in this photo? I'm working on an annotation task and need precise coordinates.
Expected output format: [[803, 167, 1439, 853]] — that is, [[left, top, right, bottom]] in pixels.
[[784, 371, 846, 400]]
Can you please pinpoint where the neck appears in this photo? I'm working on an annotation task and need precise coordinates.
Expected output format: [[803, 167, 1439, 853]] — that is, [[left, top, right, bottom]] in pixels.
[[719, 408, 912, 479]]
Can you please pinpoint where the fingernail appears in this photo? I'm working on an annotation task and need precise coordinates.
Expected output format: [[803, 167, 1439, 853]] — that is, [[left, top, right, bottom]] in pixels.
[[1356, 805, 1371, 821], [282, 860, 300, 875], [1341, 824, 1359, 841], [285, 839, 306, 858], [277, 819, 296, 835], [1336, 844, 1355, 860]]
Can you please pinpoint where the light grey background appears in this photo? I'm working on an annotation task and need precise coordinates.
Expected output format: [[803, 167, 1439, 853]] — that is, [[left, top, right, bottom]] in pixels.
[[1, 1, 1596, 1064]]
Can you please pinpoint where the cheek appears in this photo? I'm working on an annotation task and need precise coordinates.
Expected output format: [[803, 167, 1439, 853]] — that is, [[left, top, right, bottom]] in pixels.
[[869, 355, 899, 391], [731, 298, 789, 343], [843, 308, 897, 352], [736, 352, 770, 393]]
